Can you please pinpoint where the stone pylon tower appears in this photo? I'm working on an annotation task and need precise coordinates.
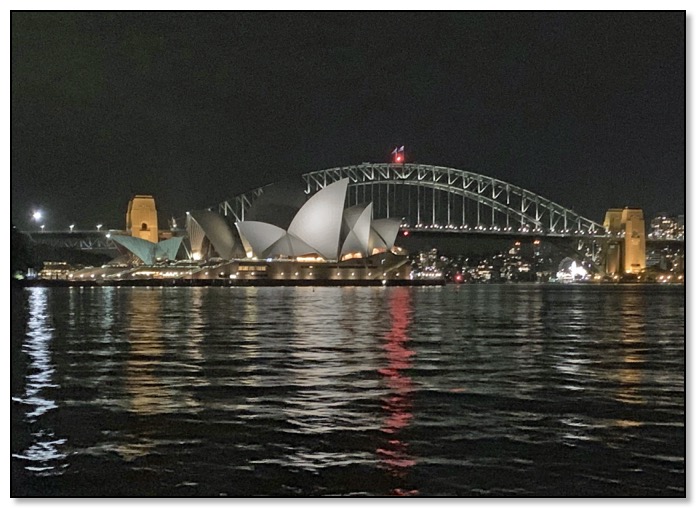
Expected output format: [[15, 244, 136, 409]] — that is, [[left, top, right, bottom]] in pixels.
[[126, 195, 158, 243], [621, 208, 646, 274], [602, 207, 646, 275]]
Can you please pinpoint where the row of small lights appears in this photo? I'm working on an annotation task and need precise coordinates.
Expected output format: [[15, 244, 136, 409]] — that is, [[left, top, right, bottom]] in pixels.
[[71, 270, 398, 280], [32, 210, 107, 233], [32, 209, 593, 237], [230, 271, 391, 278], [402, 223, 593, 235]]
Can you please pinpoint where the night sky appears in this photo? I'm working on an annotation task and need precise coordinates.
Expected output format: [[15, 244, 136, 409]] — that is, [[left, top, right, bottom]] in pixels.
[[11, 11, 685, 231]]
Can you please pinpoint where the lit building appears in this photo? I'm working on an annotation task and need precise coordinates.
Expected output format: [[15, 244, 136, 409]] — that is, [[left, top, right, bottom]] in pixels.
[[556, 257, 589, 282], [650, 213, 685, 240], [113, 194, 184, 265], [603, 208, 623, 275], [126, 195, 158, 243], [603, 207, 646, 275], [622, 208, 645, 274], [38, 261, 72, 280], [70, 180, 417, 284], [235, 178, 402, 262]]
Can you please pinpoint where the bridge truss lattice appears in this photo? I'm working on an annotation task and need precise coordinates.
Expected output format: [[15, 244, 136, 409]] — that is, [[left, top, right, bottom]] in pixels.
[[219, 163, 603, 237]]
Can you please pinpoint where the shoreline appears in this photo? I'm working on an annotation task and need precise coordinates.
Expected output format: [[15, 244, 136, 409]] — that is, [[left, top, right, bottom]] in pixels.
[[14, 278, 445, 288], [12, 279, 683, 288]]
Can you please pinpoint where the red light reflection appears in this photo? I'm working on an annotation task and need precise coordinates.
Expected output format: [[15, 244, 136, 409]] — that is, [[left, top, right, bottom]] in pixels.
[[377, 287, 418, 495]]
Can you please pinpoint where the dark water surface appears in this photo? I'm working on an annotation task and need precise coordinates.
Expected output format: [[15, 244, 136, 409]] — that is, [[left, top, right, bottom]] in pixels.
[[11, 284, 684, 497]]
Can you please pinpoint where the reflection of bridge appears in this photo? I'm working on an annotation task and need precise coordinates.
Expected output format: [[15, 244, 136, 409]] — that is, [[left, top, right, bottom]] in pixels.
[[220, 163, 603, 237]]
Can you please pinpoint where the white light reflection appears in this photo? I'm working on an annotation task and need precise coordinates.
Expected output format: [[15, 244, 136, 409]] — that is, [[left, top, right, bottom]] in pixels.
[[614, 292, 647, 406], [123, 288, 204, 427], [185, 287, 206, 364], [124, 289, 167, 416], [12, 288, 68, 475], [257, 288, 384, 477]]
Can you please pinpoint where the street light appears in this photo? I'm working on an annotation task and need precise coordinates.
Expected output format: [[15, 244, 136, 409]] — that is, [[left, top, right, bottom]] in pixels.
[[40, 224, 45, 232], [96, 224, 103, 231], [32, 210, 44, 231], [69, 224, 75, 233]]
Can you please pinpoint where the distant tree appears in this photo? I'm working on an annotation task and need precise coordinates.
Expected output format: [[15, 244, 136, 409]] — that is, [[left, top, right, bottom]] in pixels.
[[10, 225, 35, 276]]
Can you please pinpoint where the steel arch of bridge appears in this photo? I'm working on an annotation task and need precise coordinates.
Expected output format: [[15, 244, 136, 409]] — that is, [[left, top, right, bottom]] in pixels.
[[219, 163, 603, 236]]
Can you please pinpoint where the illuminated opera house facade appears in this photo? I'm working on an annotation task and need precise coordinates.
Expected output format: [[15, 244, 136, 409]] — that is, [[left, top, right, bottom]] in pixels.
[[71, 179, 414, 284]]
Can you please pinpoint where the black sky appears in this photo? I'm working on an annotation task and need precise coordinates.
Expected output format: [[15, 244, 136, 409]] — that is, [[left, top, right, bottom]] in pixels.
[[11, 11, 685, 230]]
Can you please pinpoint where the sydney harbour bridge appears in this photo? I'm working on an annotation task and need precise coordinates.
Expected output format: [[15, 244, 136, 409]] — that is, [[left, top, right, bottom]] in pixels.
[[27, 162, 679, 267], [220, 163, 602, 237]]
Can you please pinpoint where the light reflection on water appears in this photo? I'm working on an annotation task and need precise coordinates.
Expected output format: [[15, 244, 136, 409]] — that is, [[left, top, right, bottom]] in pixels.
[[11, 287, 67, 476], [11, 284, 685, 496], [377, 287, 418, 496]]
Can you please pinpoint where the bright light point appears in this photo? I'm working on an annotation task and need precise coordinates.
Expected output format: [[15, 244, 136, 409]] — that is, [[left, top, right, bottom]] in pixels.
[[40, 224, 45, 230], [192, 252, 202, 261], [96, 224, 103, 231], [32, 211, 42, 221], [557, 260, 588, 282]]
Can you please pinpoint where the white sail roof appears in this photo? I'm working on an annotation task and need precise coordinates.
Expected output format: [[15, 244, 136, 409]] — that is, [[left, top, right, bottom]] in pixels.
[[233, 179, 403, 261], [186, 213, 207, 255], [235, 221, 286, 258], [112, 235, 157, 264], [340, 203, 372, 258], [287, 178, 348, 261], [189, 210, 238, 259], [112, 235, 183, 265], [370, 218, 401, 250], [264, 233, 318, 258], [157, 237, 184, 261]]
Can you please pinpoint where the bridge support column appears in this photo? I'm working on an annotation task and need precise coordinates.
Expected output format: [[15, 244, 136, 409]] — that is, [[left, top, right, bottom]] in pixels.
[[602, 208, 646, 275]]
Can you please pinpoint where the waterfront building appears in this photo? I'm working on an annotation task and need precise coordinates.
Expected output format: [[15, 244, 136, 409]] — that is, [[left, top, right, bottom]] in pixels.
[[650, 213, 685, 240], [234, 178, 402, 262], [38, 261, 72, 280], [65, 179, 415, 284]]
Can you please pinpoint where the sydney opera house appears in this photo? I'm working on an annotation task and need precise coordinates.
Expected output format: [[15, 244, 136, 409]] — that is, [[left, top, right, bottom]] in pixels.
[[69, 179, 416, 285]]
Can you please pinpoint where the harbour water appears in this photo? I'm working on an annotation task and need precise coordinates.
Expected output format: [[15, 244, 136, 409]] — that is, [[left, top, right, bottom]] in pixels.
[[11, 284, 685, 497]]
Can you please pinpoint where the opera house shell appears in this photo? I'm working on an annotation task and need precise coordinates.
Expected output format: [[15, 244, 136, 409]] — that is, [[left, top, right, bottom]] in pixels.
[[111, 235, 183, 265], [186, 210, 244, 260], [235, 178, 401, 262], [106, 178, 405, 283], [63, 179, 420, 285]]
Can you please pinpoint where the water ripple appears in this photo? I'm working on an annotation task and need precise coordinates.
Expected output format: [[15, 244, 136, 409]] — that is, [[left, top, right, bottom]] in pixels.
[[11, 285, 685, 496]]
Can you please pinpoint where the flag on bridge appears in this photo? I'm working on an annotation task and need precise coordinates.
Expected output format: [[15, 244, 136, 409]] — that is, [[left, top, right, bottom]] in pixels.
[[392, 145, 405, 163]]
